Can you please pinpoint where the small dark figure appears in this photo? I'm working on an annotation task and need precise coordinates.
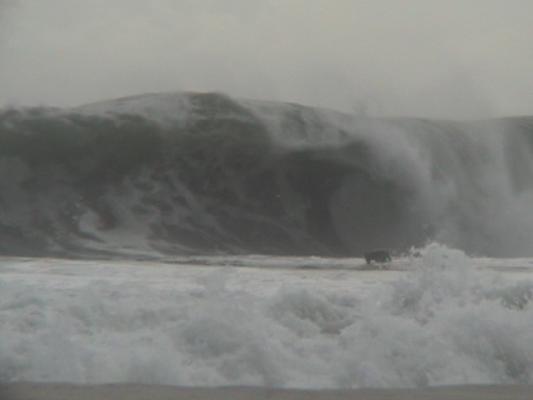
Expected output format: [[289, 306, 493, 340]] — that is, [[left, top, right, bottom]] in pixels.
[[364, 249, 392, 264]]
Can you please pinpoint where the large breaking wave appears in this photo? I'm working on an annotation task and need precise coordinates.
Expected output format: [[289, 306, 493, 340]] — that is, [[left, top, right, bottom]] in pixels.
[[1, 92, 532, 257]]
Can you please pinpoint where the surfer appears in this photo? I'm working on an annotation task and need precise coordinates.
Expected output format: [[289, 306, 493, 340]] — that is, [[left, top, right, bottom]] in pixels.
[[364, 249, 392, 265]]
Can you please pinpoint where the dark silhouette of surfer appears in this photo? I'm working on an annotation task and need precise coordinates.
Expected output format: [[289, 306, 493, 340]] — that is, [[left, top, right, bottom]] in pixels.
[[364, 249, 392, 264]]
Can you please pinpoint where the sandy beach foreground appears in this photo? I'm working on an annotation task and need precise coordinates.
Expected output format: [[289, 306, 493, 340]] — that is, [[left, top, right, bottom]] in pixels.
[[1, 383, 531, 400]]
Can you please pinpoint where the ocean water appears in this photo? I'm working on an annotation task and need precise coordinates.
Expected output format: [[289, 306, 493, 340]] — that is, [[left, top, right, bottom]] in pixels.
[[1, 92, 532, 258], [1, 243, 533, 389], [1, 92, 533, 390]]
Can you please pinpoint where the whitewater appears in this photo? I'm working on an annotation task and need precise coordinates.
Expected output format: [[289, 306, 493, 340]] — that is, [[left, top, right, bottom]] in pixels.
[[1, 243, 533, 388]]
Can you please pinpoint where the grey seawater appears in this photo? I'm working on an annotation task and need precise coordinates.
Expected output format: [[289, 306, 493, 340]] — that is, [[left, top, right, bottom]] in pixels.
[[2, 383, 532, 400], [1, 92, 532, 258]]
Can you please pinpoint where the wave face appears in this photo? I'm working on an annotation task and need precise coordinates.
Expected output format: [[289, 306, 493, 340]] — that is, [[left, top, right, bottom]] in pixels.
[[1, 92, 532, 257]]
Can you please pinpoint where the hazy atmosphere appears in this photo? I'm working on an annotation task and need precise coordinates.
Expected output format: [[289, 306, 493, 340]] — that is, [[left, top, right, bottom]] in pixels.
[[3, 2, 533, 398], [1, 0, 533, 118]]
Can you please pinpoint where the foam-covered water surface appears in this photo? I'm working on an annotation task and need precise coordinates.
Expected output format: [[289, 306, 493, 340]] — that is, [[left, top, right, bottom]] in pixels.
[[1, 244, 532, 388]]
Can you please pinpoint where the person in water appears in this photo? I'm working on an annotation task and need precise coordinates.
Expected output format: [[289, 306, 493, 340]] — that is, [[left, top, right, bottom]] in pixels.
[[364, 249, 392, 264]]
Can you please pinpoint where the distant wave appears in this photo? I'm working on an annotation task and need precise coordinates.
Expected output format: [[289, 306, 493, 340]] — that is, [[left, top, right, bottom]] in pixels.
[[1, 92, 532, 257]]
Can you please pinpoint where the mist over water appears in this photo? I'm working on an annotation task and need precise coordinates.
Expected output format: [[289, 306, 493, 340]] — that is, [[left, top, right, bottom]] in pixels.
[[2, 1, 533, 118], [358, 117, 533, 256]]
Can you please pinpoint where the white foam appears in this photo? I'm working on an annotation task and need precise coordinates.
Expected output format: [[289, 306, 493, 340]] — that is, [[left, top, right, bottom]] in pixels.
[[1, 244, 533, 388]]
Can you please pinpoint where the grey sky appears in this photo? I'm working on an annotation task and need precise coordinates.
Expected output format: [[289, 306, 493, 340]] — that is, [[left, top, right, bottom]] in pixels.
[[1, 0, 532, 118]]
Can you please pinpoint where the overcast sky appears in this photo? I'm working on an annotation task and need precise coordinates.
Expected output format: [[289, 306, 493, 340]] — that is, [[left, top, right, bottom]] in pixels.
[[1, 0, 532, 118]]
